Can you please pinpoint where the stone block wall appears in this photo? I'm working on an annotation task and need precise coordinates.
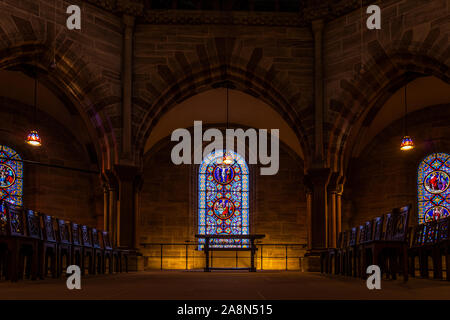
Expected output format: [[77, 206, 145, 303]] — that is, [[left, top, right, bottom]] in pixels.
[[0, 0, 123, 163], [344, 103, 450, 228], [325, 0, 450, 171], [139, 138, 307, 269], [132, 23, 315, 160], [0, 97, 101, 227]]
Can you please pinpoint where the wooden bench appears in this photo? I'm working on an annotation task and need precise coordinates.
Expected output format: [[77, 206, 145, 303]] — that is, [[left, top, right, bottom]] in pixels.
[[195, 234, 265, 272]]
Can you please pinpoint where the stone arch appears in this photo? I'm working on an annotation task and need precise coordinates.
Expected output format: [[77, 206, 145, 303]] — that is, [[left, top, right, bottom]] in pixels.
[[0, 13, 120, 170], [134, 37, 312, 167], [328, 32, 450, 175]]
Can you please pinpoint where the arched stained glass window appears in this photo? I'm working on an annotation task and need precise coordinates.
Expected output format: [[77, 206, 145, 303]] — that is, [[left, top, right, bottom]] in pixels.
[[418, 153, 450, 224], [0, 145, 23, 206], [198, 150, 249, 249]]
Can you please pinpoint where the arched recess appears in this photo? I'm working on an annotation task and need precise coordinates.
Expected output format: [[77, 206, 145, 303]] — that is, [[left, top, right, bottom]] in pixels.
[[328, 41, 450, 176], [139, 129, 306, 251], [144, 88, 304, 160], [348, 76, 450, 161], [0, 42, 118, 171], [134, 42, 312, 167]]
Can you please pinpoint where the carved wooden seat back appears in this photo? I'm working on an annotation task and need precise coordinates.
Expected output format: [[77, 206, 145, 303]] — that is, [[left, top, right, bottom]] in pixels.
[[71, 222, 81, 246], [364, 220, 373, 243], [348, 227, 357, 246], [357, 225, 365, 245], [81, 225, 92, 247], [25, 209, 41, 240], [341, 230, 349, 248], [438, 217, 449, 242], [384, 213, 395, 240], [102, 231, 113, 250], [373, 216, 384, 241], [0, 201, 8, 236], [389, 205, 411, 242], [5, 204, 26, 237], [41, 214, 56, 242], [57, 219, 71, 244], [423, 220, 439, 245], [411, 224, 426, 247], [91, 228, 101, 249]]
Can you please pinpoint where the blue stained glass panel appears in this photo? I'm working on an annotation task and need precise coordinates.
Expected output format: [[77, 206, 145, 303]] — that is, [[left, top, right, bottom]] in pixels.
[[198, 150, 249, 249], [0, 145, 23, 206], [418, 153, 450, 224]]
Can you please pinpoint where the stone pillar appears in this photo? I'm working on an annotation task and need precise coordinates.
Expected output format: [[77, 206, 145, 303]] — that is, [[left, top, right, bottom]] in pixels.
[[327, 191, 337, 248], [104, 170, 118, 246], [336, 185, 343, 236], [121, 14, 134, 162], [109, 186, 118, 245], [103, 184, 110, 231], [327, 173, 341, 248], [114, 164, 140, 249], [312, 19, 325, 164], [306, 191, 313, 251], [303, 168, 330, 271], [133, 175, 144, 249], [114, 165, 144, 271]]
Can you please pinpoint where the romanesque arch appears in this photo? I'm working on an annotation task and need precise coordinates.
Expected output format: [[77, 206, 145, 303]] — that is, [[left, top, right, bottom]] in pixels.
[[327, 32, 450, 175]]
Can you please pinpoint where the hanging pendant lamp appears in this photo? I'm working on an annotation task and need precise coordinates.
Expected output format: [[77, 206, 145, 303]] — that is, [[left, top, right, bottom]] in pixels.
[[26, 66, 42, 147], [400, 83, 414, 151]]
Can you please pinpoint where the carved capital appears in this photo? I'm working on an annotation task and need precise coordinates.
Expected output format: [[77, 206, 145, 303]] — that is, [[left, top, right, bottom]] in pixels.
[[84, 0, 375, 26], [144, 10, 305, 27], [116, 0, 144, 16]]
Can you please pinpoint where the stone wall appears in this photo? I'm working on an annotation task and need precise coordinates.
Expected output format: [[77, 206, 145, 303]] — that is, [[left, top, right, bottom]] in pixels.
[[132, 23, 315, 161], [139, 137, 307, 269], [325, 0, 450, 171], [344, 103, 450, 228], [0, 97, 101, 227], [0, 0, 123, 163]]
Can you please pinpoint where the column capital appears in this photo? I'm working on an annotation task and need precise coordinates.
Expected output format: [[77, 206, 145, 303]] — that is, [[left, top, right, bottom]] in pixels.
[[306, 167, 331, 187], [117, 0, 143, 18], [114, 164, 140, 182], [122, 13, 135, 28], [311, 19, 324, 33], [327, 172, 344, 194], [103, 169, 118, 190]]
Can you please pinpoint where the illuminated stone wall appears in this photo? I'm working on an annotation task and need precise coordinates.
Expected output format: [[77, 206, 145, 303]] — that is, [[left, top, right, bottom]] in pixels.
[[344, 104, 450, 229], [139, 138, 307, 270]]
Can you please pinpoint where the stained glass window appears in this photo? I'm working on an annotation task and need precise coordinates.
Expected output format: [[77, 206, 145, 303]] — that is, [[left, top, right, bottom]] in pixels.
[[198, 150, 249, 249], [418, 153, 450, 224], [0, 145, 23, 206]]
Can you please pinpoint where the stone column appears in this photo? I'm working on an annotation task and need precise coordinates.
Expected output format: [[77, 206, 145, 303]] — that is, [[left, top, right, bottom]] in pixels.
[[104, 170, 118, 245], [305, 183, 313, 251], [133, 175, 144, 249], [303, 168, 330, 271], [114, 165, 144, 271], [336, 185, 343, 236], [312, 19, 325, 164], [327, 173, 341, 248], [103, 183, 110, 231], [121, 14, 134, 162], [327, 191, 337, 248], [114, 164, 140, 249], [109, 186, 117, 244]]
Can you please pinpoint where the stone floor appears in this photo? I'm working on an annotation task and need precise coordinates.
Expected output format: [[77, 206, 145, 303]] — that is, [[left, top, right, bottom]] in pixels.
[[0, 271, 449, 300]]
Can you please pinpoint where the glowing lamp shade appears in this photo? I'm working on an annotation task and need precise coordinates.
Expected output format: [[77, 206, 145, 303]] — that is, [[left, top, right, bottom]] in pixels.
[[400, 135, 414, 151], [26, 130, 42, 147], [222, 153, 234, 165]]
